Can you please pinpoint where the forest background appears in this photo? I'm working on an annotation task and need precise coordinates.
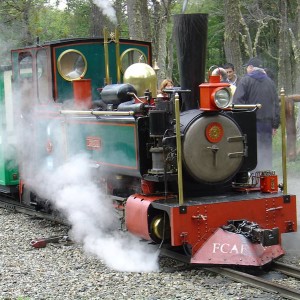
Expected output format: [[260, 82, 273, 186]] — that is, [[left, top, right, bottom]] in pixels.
[[0, 0, 300, 97], [2, 0, 300, 171]]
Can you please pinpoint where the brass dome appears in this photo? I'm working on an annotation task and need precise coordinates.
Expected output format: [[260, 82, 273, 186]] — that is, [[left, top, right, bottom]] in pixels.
[[123, 63, 157, 97]]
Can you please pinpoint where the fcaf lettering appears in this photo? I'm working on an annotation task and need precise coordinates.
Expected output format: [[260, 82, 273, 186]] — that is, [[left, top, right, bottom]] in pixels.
[[212, 243, 245, 254]]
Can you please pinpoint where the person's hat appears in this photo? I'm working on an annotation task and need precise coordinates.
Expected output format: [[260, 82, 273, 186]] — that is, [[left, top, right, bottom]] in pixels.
[[243, 57, 263, 68]]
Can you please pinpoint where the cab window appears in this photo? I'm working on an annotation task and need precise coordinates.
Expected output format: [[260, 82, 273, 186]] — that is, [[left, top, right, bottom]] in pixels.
[[120, 48, 147, 73], [37, 49, 50, 103], [19, 53, 33, 81]]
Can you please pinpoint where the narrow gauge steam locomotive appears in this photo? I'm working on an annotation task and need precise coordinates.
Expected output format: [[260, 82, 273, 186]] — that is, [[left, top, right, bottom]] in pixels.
[[0, 14, 297, 268]]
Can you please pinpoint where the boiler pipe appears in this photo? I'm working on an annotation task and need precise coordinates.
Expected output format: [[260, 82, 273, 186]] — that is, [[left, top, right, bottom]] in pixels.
[[60, 110, 134, 116]]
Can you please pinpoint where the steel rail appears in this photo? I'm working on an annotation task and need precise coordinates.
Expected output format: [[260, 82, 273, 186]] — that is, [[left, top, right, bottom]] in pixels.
[[206, 267, 300, 300], [273, 261, 300, 280], [160, 256, 300, 299], [0, 195, 66, 224]]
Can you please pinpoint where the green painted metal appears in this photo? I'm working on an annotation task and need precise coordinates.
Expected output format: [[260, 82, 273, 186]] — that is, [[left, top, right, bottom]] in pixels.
[[0, 67, 19, 186], [0, 68, 6, 185], [54, 41, 150, 103], [0, 141, 19, 186], [55, 43, 105, 101], [66, 120, 138, 169], [33, 112, 139, 176], [6, 38, 151, 186]]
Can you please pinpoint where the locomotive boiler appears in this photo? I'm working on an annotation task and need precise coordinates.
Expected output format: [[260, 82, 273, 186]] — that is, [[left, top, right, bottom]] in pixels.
[[0, 13, 297, 268]]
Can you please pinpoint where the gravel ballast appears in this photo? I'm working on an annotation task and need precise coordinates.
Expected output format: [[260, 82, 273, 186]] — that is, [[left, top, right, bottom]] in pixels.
[[1, 208, 299, 300]]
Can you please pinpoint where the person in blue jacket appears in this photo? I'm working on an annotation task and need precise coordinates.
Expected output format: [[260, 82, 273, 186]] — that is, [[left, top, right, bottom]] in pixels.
[[233, 57, 280, 172]]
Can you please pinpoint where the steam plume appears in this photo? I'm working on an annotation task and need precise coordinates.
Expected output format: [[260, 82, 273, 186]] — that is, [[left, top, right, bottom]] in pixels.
[[92, 0, 117, 24], [17, 105, 158, 272]]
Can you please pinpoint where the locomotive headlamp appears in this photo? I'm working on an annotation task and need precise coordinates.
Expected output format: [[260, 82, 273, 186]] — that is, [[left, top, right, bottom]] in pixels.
[[199, 75, 232, 111], [213, 87, 231, 109]]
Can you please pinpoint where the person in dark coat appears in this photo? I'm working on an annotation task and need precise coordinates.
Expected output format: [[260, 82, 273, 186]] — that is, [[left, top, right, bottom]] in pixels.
[[233, 57, 280, 172]]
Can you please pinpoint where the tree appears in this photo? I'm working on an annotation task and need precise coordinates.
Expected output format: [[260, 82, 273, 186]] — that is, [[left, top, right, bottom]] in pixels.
[[0, 0, 47, 45], [278, 0, 293, 94], [126, 0, 151, 41], [237, 1, 278, 78], [287, 0, 300, 93], [223, 0, 242, 75], [151, 0, 173, 83], [125, 0, 175, 84], [4, 0, 300, 100]]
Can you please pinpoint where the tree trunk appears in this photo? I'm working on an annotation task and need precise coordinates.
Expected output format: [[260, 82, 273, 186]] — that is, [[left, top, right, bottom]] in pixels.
[[151, 0, 172, 85], [140, 0, 151, 42], [223, 0, 243, 76], [23, 1, 34, 45], [90, 2, 104, 37], [126, 0, 144, 40], [278, 0, 293, 95], [293, 0, 300, 93]]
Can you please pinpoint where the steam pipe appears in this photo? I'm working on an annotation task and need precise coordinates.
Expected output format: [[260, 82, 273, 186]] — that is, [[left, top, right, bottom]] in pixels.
[[127, 92, 144, 102], [280, 87, 287, 194], [175, 93, 184, 205], [60, 110, 135, 116]]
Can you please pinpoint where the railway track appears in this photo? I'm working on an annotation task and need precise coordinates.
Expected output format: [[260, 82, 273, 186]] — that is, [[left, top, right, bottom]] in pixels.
[[160, 250, 300, 299], [0, 194, 65, 224], [273, 261, 300, 280], [207, 262, 300, 300], [1, 195, 300, 299]]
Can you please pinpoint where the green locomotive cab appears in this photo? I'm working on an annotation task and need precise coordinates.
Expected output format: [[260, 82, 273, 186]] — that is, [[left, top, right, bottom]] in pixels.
[[0, 65, 19, 193], [11, 29, 152, 107], [9, 29, 154, 203]]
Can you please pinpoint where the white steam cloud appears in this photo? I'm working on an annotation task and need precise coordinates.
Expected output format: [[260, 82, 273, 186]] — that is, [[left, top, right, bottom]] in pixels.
[[14, 88, 158, 272], [32, 153, 159, 272], [92, 0, 117, 24], [3, 1, 155, 273]]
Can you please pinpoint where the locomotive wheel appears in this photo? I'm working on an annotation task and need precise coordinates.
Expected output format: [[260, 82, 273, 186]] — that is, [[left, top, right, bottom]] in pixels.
[[150, 214, 171, 243]]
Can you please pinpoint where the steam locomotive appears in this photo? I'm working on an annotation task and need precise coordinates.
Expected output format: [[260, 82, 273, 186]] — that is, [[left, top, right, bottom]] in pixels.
[[0, 14, 297, 268]]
